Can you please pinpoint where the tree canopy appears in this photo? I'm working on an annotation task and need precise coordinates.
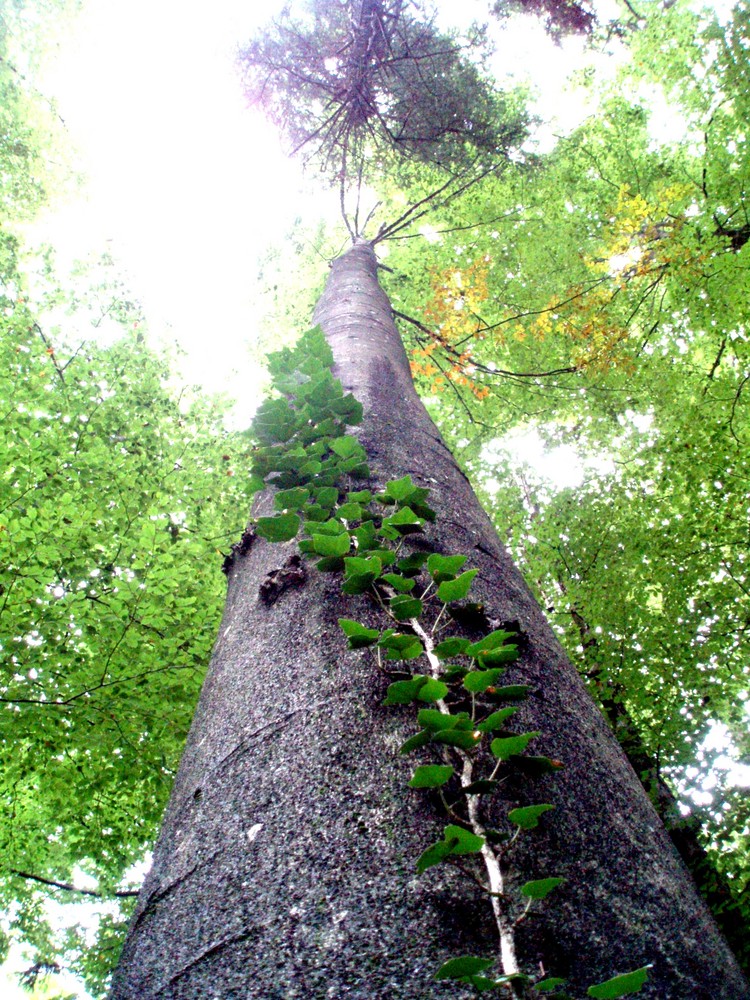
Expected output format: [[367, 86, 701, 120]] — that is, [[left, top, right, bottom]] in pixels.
[[1, 0, 749, 994]]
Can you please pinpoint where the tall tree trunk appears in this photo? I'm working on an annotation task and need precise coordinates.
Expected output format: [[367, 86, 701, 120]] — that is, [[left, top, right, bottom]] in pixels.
[[111, 241, 748, 999]]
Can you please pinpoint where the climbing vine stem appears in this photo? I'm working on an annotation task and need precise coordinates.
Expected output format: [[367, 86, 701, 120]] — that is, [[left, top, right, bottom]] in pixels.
[[238, 326, 649, 1000]]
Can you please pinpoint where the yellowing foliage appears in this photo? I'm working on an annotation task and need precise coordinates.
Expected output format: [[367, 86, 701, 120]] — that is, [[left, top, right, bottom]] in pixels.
[[411, 258, 492, 399]]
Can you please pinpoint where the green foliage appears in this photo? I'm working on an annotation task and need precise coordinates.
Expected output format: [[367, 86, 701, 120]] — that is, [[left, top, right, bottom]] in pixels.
[[587, 967, 650, 998]]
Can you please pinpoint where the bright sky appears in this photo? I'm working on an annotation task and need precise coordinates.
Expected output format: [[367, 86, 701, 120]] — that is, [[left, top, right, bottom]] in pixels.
[[31, 0, 617, 413], [34, 0, 338, 417]]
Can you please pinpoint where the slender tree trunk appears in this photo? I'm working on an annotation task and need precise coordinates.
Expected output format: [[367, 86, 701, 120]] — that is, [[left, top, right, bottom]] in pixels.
[[111, 241, 749, 999]]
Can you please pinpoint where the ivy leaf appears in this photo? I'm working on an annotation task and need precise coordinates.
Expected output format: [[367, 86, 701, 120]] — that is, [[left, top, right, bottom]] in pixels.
[[535, 979, 568, 993], [383, 676, 428, 705], [434, 956, 495, 981], [433, 636, 471, 658], [397, 552, 429, 574], [520, 877, 564, 900], [399, 730, 431, 754], [382, 506, 424, 534], [511, 755, 564, 777], [408, 764, 454, 788], [417, 824, 485, 873], [330, 435, 365, 460], [427, 553, 468, 582], [417, 708, 463, 732], [382, 474, 419, 502], [342, 555, 382, 594], [381, 573, 416, 593], [489, 685, 530, 702], [390, 595, 423, 620], [336, 501, 363, 521], [463, 668, 504, 694], [337, 619, 379, 649], [313, 486, 339, 509], [437, 569, 479, 603], [316, 556, 345, 572], [586, 968, 650, 998], [312, 532, 350, 556], [432, 729, 481, 750], [329, 393, 363, 424], [354, 522, 377, 549], [508, 804, 555, 830], [347, 489, 372, 503], [491, 732, 540, 760], [417, 677, 449, 702], [466, 630, 517, 658], [378, 633, 424, 660], [255, 513, 300, 542], [312, 518, 348, 536], [416, 839, 454, 874], [462, 779, 500, 795], [274, 487, 309, 510], [476, 708, 519, 733], [476, 646, 519, 667]]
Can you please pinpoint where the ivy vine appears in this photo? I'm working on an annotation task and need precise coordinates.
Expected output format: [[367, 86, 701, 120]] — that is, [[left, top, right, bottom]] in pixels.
[[239, 326, 649, 1000]]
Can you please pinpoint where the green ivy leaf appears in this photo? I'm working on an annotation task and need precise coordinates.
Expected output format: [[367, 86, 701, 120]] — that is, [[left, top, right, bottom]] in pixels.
[[383, 676, 428, 705], [520, 877, 564, 900], [433, 636, 471, 658], [491, 731, 540, 760], [508, 803, 555, 830], [329, 435, 365, 460], [312, 518, 348, 536], [417, 677, 449, 702], [535, 978, 568, 993], [378, 633, 424, 660], [466, 630, 517, 656], [342, 555, 382, 594], [337, 619, 379, 649], [437, 569, 479, 603], [312, 532, 351, 557], [384, 474, 419, 502], [255, 513, 300, 543], [489, 685, 530, 701], [432, 729, 481, 750], [476, 708, 519, 733], [399, 730, 431, 754], [417, 708, 464, 732], [336, 501, 363, 521], [347, 489, 372, 503], [427, 553, 468, 582], [390, 595, 423, 620], [316, 555, 346, 572], [434, 956, 495, 981], [463, 668, 504, 694], [313, 486, 339, 509], [382, 506, 424, 534], [274, 487, 309, 511], [511, 755, 564, 777], [354, 522, 377, 549], [417, 825, 485, 873], [462, 779, 500, 795], [408, 764, 454, 788], [330, 393, 363, 424], [586, 968, 650, 998], [381, 573, 416, 593], [397, 552, 429, 574]]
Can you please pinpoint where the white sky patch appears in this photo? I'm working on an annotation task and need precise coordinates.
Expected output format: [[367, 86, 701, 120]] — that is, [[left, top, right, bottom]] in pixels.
[[32, 0, 336, 406], [484, 426, 615, 492]]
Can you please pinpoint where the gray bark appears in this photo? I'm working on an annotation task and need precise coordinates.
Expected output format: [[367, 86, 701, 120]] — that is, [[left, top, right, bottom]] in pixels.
[[111, 241, 748, 999]]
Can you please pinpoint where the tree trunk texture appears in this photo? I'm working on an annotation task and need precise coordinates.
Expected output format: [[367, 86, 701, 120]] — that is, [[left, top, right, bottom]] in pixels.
[[110, 241, 748, 999]]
